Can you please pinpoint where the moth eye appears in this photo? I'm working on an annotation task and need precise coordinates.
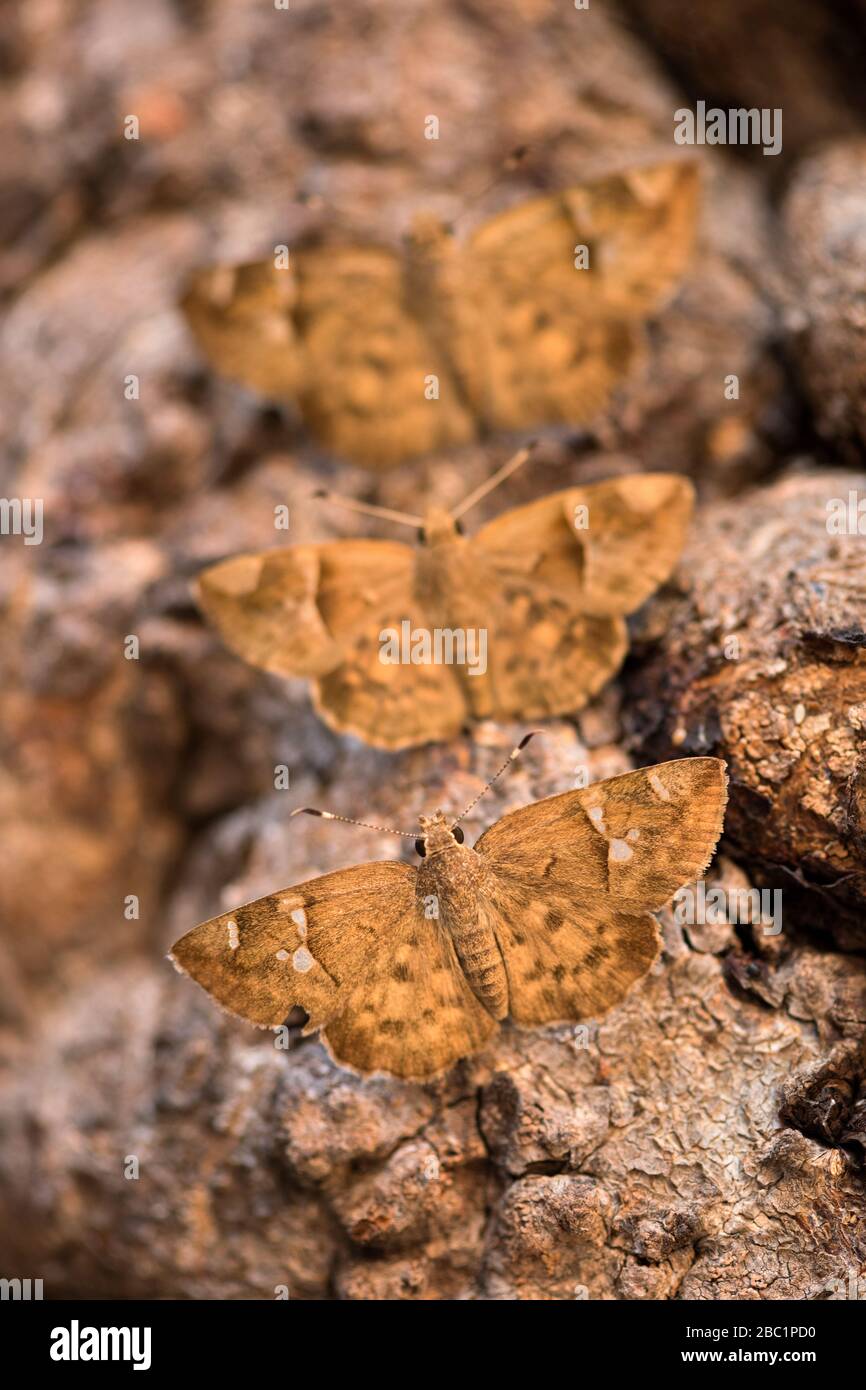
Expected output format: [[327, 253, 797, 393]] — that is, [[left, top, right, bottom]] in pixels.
[[452, 825, 465, 843], [416, 527, 426, 543], [454, 519, 465, 536], [415, 838, 426, 857]]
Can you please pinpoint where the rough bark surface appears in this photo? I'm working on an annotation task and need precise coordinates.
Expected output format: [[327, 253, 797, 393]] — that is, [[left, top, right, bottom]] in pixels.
[[626, 472, 866, 945], [2, 0, 866, 1300], [782, 140, 866, 455]]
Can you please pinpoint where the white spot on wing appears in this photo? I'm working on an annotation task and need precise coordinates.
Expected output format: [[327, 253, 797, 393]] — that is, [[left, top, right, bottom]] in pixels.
[[587, 804, 607, 833], [227, 920, 239, 950], [626, 828, 640, 843], [610, 838, 634, 862], [291, 907, 308, 936], [648, 772, 670, 802], [275, 949, 289, 961], [292, 947, 314, 973]]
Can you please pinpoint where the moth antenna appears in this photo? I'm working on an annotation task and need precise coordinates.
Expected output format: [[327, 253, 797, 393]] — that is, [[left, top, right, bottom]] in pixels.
[[449, 144, 532, 229], [291, 807, 417, 838], [450, 443, 536, 522], [452, 732, 541, 826], [312, 490, 424, 529]]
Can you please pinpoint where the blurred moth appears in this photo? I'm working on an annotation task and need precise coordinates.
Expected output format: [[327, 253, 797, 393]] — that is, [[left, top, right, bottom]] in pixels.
[[195, 454, 694, 749], [181, 160, 698, 469]]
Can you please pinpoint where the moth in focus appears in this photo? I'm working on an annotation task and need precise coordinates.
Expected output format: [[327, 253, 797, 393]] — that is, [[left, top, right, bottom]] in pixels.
[[196, 460, 695, 749], [169, 751, 727, 1080], [181, 160, 698, 469]]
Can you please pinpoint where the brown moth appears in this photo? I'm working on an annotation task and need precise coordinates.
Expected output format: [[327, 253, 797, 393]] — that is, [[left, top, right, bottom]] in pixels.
[[181, 160, 698, 469], [169, 753, 728, 1080], [196, 463, 695, 750]]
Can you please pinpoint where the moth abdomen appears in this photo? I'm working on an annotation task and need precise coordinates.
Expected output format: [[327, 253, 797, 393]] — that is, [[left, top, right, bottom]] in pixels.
[[419, 844, 509, 1019], [448, 921, 509, 1020]]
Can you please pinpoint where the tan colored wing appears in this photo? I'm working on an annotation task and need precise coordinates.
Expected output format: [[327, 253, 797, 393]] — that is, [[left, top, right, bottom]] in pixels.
[[182, 246, 476, 469], [293, 245, 477, 469], [182, 261, 304, 401], [309, 537, 468, 747], [452, 161, 698, 432], [565, 472, 694, 616], [323, 915, 497, 1080], [422, 528, 627, 722], [197, 540, 469, 748], [474, 602, 625, 721], [558, 161, 699, 317], [313, 644, 468, 750], [169, 860, 496, 1079], [196, 547, 348, 679], [169, 861, 412, 1031], [417, 472, 686, 722], [472, 473, 694, 619], [473, 757, 727, 1026], [458, 566, 627, 721]]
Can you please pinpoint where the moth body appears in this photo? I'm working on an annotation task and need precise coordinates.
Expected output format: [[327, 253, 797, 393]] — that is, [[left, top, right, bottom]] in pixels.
[[415, 514, 497, 718], [416, 811, 509, 1020]]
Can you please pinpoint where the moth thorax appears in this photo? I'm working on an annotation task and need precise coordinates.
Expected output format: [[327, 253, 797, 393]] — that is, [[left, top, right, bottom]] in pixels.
[[405, 214, 454, 260], [403, 217, 460, 320]]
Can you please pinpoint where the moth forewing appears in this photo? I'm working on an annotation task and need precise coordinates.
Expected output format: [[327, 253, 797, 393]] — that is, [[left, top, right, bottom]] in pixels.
[[181, 259, 304, 401], [195, 547, 344, 679], [472, 757, 728, 1026], [565, 473, 696, 618], [169, 861, 418, 1034], [168, 892, 342, 1033]]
